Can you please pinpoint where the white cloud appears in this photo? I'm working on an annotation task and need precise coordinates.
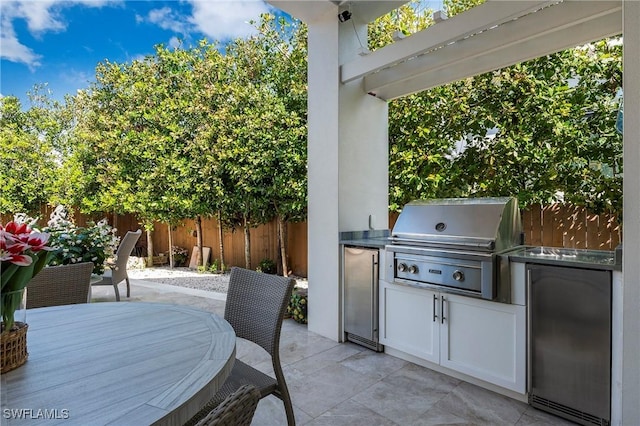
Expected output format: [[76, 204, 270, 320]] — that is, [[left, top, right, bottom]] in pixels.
[[131, 53, 147, 63], [0, 18, 42, 70], [0, 0, 113, 68], [6, 1, 66, 35], [138, 1, 270, 48], [1, 0, 270, 70], [146, 6, 190, 35], [168, 36, 182, 49], [187, 1, 271, 41]]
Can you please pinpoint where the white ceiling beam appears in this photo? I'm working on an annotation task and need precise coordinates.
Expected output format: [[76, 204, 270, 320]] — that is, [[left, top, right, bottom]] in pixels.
[[369, 6, 621, 100], [365, 1, 622, 100], [340, 0, 557, 83]]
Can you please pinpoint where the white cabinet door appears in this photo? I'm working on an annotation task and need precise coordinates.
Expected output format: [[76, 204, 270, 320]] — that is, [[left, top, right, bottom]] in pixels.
[[440, 294, 526, 393], [381, 283, 439, 363]]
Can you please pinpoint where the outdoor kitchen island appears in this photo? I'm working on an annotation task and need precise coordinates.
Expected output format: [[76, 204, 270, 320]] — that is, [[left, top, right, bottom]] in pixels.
[[375, 198, 529, 401], [340, 198, 623, 424], [378, 240, 622, 425]]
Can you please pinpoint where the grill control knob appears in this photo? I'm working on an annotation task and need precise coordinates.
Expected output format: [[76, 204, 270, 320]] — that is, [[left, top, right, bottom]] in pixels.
[[452, 270, 465, 282], [398, 263, 408, 272], [409, 265, 418, 274]]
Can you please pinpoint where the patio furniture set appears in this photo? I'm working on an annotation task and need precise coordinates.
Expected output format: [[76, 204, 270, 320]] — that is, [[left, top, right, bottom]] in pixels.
[[2, 224, 297, 426]]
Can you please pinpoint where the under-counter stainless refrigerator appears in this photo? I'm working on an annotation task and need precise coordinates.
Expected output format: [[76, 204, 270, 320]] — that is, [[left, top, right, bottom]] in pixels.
[[343, 246, 383, 352], [528, 264, 611, 426]]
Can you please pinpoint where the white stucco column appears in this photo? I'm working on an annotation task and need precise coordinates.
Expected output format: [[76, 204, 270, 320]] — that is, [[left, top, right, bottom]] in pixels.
[[306, 9, 389, 340], [306, 12, 341, 341], [622, 1, 640, 423]]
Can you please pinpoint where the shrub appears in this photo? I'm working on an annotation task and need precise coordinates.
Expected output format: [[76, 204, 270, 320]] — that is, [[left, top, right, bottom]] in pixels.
[[287, 288, 307, 324], [171, 246, 188, 267], [256, 258, 276, 274], [44, 206, 119, 275], [209, 259, 221, 273]]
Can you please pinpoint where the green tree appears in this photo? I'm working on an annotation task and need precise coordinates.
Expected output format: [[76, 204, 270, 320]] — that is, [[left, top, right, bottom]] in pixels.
[[70, 53, 196, 264], [0, 92, 59, 215], [210, 15, 308, 272], [64, 15, 308, 272], [374, 1, 622, 218]]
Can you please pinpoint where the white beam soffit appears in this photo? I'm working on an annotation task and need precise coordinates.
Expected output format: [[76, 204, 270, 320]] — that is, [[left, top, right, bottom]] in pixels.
[[340, 0, 622, 101], [341, 0, 558, 83]]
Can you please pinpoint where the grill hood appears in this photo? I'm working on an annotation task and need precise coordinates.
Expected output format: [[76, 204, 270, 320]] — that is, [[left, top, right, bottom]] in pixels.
[[391, 197, 522, 252]]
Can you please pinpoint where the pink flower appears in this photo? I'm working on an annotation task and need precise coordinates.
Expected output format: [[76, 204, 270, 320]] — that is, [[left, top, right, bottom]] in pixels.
[[2, 221, 29, 235], [0, 232, 33, 266], [23, 232, 51, 252], [2, 218, 52, 331], [0, 221, 51, 266]]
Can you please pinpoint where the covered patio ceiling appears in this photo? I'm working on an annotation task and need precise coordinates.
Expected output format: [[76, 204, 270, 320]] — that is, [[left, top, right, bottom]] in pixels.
[[341, 0, 622, 100], [274, 0, 622, 100]]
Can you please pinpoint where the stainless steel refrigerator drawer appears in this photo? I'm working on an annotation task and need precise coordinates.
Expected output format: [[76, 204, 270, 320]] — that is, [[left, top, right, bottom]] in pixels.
[[527, 264, 611, 426], [343, 246, 383, 352]]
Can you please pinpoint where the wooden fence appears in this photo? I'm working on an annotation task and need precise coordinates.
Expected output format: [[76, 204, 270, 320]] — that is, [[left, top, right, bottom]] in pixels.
[[149, 218, 308, 277], [2, 203, 621, 277], [520, 204, 621, 250]]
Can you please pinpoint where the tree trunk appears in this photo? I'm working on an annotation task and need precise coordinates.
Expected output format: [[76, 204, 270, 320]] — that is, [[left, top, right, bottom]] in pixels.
[[278, 215, 289, 277], [243, 212, 251, 270], [168, 223, 174, 268], [218, 210, 225, 271], [146, 228, 154, 267], [196, 215, 204, 267]]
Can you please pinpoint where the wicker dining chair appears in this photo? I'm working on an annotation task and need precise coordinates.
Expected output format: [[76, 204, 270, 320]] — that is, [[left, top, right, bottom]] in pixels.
[[194, 384, 261, 426], [185, 267, 296, 426], [26, 262, 94, 309], [92, 229, 142, 301]]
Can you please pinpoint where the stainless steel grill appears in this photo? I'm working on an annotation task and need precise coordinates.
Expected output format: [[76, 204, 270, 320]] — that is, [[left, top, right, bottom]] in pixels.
[[384, 197, 522, 301]]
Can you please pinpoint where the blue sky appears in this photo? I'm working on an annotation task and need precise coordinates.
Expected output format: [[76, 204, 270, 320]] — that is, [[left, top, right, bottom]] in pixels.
[[1, 1, 444, 109], [1, 1, 274, 107]]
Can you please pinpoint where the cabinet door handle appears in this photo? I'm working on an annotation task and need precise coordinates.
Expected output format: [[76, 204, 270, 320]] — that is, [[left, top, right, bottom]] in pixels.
[[371, 252, 378, 339], [441, 296, 446, 324], [433, 294, 438, 322]]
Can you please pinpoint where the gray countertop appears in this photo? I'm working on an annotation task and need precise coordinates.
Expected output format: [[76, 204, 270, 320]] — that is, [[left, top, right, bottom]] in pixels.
[[340, 229, 390, 249], [339, 233, 621, 271], [508, 246, 620, 271]]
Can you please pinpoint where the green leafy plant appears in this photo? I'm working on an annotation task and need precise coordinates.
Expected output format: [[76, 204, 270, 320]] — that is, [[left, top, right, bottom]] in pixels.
[[44, 206, 120, 275], [256, 258, 276, 275], [171, 246, 188, 267], [287, 287, 307, 324], [209, 259, 221, 273]]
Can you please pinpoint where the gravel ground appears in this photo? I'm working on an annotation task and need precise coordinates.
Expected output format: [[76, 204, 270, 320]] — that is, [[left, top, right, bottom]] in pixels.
[[128, 266, 308, 294]]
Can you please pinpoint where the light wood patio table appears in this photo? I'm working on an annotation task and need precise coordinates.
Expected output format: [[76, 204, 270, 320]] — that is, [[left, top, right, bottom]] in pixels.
[[0, 302, 236, 426]]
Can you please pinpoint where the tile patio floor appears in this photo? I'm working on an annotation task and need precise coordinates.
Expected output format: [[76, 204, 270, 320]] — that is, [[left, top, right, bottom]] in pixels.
[[91, 279, 574, 426]]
